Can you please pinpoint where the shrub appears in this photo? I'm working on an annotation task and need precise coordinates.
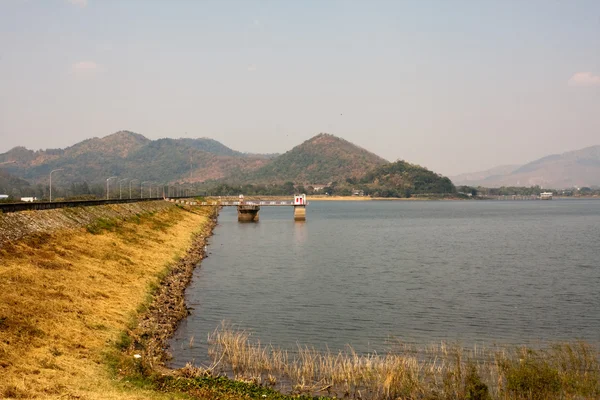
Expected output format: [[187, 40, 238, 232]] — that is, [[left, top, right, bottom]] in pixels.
[[501, 350, 561, 400], [464, 363, 491, 400]]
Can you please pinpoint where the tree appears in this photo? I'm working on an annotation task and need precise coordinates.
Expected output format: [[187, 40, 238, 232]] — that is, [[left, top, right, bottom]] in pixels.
[[282, 181, 295, 195]]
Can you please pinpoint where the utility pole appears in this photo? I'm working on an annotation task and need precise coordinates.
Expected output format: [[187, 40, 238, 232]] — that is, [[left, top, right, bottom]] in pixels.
[[49, 169, 64, 202], [106, 176, 117, 200]]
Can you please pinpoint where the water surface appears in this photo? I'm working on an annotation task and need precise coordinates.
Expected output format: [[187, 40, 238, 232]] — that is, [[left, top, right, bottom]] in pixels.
[[170, 199, 600, 367]]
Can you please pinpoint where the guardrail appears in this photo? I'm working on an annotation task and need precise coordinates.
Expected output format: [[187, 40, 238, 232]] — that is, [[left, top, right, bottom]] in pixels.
[[0, 197, 190, 214], [210, 201, 296, 206]]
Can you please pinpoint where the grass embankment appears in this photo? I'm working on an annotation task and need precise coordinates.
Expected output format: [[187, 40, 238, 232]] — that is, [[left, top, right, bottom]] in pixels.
[[0, 203, 215, 399]]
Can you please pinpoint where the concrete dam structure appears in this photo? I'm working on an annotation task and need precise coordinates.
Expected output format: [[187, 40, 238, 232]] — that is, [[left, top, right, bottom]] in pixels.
[[237, 204, 260, 222], [194, 194, 307, 222]]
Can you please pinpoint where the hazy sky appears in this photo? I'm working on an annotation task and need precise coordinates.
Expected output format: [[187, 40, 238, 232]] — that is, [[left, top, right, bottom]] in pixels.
[[1, 0, 599, 175]]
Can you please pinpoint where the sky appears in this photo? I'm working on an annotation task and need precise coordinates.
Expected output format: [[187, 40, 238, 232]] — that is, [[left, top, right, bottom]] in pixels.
[[1, 0, 599, 176]]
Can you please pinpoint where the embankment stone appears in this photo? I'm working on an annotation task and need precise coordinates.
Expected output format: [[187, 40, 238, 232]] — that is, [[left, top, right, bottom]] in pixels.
[[0, 200, 175, 247]]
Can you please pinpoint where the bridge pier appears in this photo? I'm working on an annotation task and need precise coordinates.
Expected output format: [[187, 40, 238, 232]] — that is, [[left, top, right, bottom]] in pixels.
[[238, 204, 260, 222], [294, 205, 306, 221]]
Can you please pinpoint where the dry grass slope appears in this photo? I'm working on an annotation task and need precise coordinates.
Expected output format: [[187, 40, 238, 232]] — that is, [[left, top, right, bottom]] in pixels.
[[0, 204, 213, 399]]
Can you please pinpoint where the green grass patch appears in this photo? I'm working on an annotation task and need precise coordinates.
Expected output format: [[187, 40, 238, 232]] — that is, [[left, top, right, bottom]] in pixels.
[[115, 331, 132, 351], [155, 375, 331, 400], [87, 218, 119, 234]]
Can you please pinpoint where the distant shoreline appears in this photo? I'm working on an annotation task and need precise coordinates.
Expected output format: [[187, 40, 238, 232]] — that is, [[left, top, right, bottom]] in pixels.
[[308, 195, 433, 201], [204, 194, 600, 203], [206, 195, 441, 202], [207, 195, 459, 202]]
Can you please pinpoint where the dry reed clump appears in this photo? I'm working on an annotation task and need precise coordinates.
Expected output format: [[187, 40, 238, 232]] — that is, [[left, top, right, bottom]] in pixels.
[[203, 324, 600, 400], [0, 203, 214, 399], [495, 342, 600, 400]]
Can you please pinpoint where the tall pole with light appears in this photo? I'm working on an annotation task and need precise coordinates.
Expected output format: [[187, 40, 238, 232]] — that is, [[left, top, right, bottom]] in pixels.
[[49, 169, 64, 202], [106, 176, 118, 200]]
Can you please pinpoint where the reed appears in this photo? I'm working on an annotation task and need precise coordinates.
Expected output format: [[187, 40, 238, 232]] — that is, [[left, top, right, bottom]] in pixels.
[[204, 323, 600, 400]]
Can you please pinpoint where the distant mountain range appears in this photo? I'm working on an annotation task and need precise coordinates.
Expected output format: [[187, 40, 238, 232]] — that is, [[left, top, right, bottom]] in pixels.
[[451, 145, 600, 188], [4, 131, 598, 195], [0, 131, 274, 187], [0, 131, 455, 197]]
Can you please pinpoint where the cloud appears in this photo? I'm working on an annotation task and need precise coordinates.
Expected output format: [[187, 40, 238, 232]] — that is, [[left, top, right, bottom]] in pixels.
[[568, 72, 600, 87], [67, 0, 87, 7], [247, 64, 257, 72]]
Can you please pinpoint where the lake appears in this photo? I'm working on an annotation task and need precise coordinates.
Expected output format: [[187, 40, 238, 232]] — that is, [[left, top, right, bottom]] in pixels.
[[169, 199, 600, 368]]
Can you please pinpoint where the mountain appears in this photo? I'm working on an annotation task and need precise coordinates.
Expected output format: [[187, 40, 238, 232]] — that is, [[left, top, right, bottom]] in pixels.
[[234, 133, 389, 184], [177, 138, 243, 157], [0, 131, 271, 187], [1, 131, 456, 198], [450, 165, 519, 186], [205, 134, 454, 198], [0, 170, 33, 197], [451, 145, 600, 188], [66, 131, 150, 158], [359, 160, 455, 197]]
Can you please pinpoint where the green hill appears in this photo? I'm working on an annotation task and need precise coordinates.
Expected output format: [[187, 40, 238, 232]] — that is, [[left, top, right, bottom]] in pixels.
[[358, 160, 456, 197], [209, 134, 454, 198], [235, 133, 389, 184]]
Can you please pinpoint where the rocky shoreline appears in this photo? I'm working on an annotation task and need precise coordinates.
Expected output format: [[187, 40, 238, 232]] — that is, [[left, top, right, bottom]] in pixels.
[[124, 207, 219, 372]]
